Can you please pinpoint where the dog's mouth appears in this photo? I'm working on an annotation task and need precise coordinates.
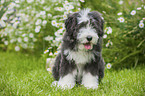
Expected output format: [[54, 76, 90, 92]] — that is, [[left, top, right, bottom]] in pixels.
[[83, 42, 92, 50]]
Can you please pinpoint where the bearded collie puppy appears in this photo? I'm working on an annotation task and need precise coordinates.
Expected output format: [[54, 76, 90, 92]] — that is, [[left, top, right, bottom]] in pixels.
[[52, 8, 105, 89]]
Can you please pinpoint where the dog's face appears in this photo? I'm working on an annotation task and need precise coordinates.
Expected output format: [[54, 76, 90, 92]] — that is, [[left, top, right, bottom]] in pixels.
[[64, 9, 104, 51]]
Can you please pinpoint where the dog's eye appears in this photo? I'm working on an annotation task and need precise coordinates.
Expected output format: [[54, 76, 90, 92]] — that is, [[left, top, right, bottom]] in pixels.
[[78, 21, 88, 29]]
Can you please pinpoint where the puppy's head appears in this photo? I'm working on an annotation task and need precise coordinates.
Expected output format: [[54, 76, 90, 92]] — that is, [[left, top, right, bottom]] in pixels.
[[64, 8, 104, 51]]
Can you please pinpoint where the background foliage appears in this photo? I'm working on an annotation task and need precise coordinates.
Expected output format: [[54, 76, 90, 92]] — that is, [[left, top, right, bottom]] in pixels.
[[0, 0, 145, 69], [84, 0, 145, 69]]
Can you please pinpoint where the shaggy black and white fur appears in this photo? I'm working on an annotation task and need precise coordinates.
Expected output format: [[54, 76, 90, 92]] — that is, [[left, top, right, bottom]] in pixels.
[[52, 9, 105, 89]]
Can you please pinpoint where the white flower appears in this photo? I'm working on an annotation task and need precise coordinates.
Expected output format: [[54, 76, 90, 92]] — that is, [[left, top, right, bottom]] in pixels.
[[57, 28, 64, 33], [44, 36, 53, 41], [46, 58, 51, 64], [137, 7, 142, 10], [47, 68, 52, 73], [13, 21, 20, 28], [55, 7, 64, 11], [29, 33, 34, 38], [140, 20, 144, 23], [139, 22, 144, 28], [118, 17, 125, 23], [8, 2, 16, 9], [27, 7, 30, 9], [22, 34, 26, 37], [35, 26, 41, 33], [36, 14, 40, 18], [27, 0, 33, 3], [51, 20, 57, 26], [64, 6, 69, 10], [35, 19, 42, 25], [10, 39, 15, 43], [130, 10, 136, 15], [55, 23, 60, 28], [55, 32, 60, 36], [77, 3, 81, 6], [80, 0, 85, 2], [24, 37, 28, 42], [117, 12, 122, 16], [15, 4, 20, 8], [64, 1, 69, 4], [105, 40, 113, 47], [78, 8, 81, 11], [40, 11, 46, 15], [4, 41, 8, 45], [106, 63, 112, 69], [63, 14, 67, 19], [0, 20, 6, 27], [69, 5, 74, 10], [103, 34, 107, 38], [1, 0, 4, 4], [44, 50, 49, 54], [105, 27, 112, 34], [55, 37, 62, 41], [102, 11, 106, 14], [15, 0, 19, 3], [106, 42, 109, 47], [40, 0, 45, 4], [45, 7, 50, 11], [47, 14, 52, 17], [54, 51, 60, 55], [107, 27, 112, 34], [18, 37, 22, 42], [110, 41, 113, 45], [68, 10, 73, 14], [15, 46, 20, 51], [42, 20, 47, 25], [7, 9, 15, 14], [119, 0, 123, 5], [1, 16, 8, 21], [49, 52, 53, 56]]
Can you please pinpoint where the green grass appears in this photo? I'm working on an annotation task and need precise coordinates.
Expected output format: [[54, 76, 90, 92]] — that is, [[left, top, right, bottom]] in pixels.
[[0, 51, 144, 96]]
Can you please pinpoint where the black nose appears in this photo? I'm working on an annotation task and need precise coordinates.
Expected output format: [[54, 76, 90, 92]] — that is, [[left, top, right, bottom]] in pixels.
[[86, 36, 92, 41]]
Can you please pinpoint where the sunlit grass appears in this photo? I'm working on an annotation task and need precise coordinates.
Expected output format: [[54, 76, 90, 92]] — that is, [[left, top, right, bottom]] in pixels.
[[0, 51, 144, 96]]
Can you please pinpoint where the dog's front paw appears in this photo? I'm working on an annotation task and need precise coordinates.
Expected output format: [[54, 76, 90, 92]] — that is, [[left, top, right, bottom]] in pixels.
[[82, 72, 99, 89], [52, 74, 76, 89], [83, 83, 98, 89], [51, 81, 75, 89], [57, 81, 75, 89]]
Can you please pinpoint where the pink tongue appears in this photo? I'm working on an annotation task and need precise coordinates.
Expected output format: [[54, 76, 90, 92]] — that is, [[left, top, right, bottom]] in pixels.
[[84, 44, 91, 50]]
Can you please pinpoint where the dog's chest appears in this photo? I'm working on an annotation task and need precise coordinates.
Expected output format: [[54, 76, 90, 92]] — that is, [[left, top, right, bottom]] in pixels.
[[75, 64, 84, 83], [64, 49, 95, 83], [64, 49, 95, 64]]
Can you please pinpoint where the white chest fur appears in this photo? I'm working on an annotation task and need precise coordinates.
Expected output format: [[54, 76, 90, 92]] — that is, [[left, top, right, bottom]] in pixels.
[[64, 49, 95, 64], [64, 49, 95, 82]]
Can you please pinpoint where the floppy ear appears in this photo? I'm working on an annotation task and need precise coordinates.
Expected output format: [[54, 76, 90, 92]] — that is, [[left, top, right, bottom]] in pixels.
[[65, 13, 78, 34], [63, 13, 78, 44], [62, 13, 79, 49], [89, 11, 104, 37]]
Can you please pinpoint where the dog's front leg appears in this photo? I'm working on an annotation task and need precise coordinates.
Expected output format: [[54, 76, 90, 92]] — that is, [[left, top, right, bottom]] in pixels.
[[82, 72, 99, 89], [57, 56, 76, 89], [58, 72, 76, 89]]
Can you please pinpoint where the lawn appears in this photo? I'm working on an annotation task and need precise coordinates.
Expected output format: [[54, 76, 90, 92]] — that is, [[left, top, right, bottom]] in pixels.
[[0, 51, 144, 96]]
